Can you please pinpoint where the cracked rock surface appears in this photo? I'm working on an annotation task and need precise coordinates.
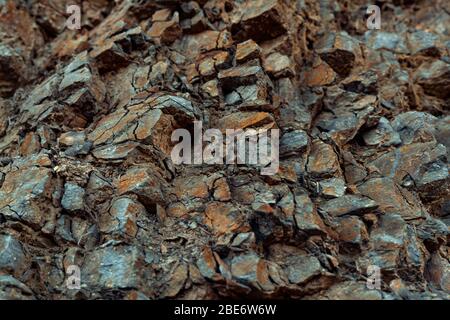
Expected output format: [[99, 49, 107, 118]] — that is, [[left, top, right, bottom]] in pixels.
[[0, 0, 449, 300]]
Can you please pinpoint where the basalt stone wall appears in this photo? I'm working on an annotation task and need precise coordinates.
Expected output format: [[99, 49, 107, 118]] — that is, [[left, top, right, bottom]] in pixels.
[[0, 0, 448, 300]]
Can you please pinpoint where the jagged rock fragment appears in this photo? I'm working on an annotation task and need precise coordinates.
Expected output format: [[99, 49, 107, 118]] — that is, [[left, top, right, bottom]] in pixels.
[[319, 195, 378, 217]]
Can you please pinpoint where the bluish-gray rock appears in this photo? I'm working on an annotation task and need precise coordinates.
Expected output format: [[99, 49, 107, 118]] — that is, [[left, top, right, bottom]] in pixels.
[[61, 182, 85, 212], [0, 234, 27, 275], [280, 130, 309, 157]]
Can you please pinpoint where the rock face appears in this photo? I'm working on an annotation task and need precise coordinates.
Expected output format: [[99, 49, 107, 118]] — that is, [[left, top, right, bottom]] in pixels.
[[0, 0, 448, 301], [0, 235, 28, 276]]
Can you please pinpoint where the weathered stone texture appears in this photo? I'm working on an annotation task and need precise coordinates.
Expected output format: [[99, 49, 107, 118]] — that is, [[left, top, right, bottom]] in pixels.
[[0, 0, 448, 301]]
